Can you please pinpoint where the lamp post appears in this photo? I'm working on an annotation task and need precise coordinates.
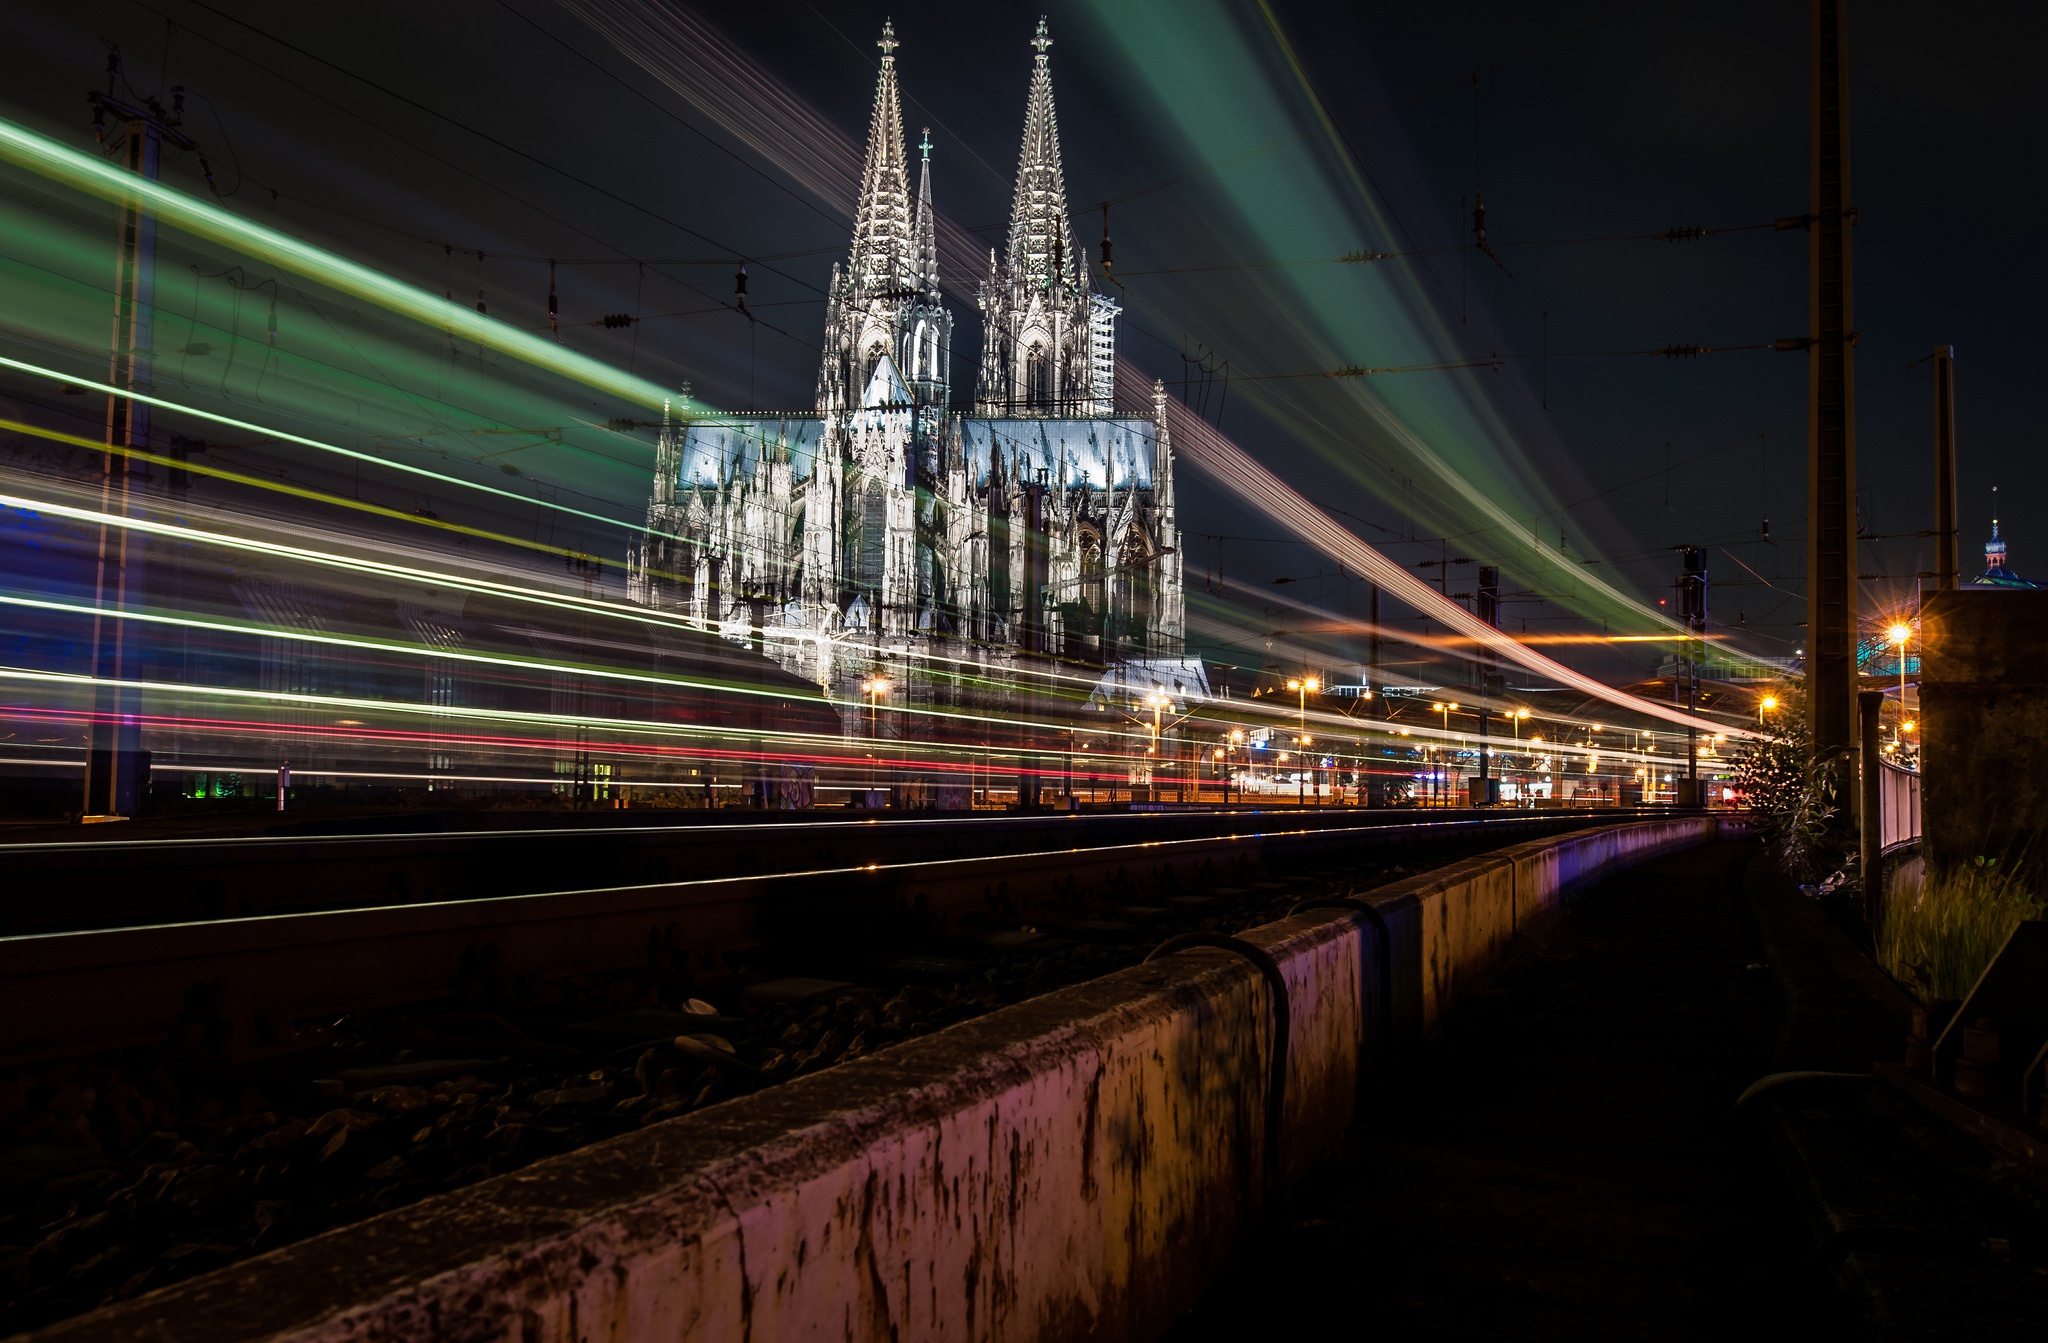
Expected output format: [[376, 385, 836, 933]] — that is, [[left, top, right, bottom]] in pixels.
[[1228, 728, 1244, 805], [1887, 622, 1911, 711], [1511, 708, 1530, 807], [1142, 691, 1171, 803], [1296, 734, 1314, 806], [862, 677, 888, 796], [1433, 702, 1458, 806], [1287, 676, 1320, 740], [1759, 694, 1778, 727]]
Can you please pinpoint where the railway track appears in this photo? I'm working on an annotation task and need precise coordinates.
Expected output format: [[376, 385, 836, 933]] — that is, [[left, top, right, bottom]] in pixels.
[[0, 809, 1657, 1063], [0, 805, 1627, 935], [0, 809, 1661, 1334]]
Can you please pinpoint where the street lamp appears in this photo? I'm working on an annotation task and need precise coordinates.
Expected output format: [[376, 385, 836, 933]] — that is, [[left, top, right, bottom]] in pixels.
[[1759, 693, 1778, 726], [1287, 676, 1320, 735], [1144, 691, 1171, 802], [861, 677, 889, 796], [1888, 621, 1911, 710], [1228, 728, 1245, 805], [1286, 676, 1319, 806], [1296, 733, 1314, 806], [1432, 702, 1458, 807], [1509, 709, 1531, 807]]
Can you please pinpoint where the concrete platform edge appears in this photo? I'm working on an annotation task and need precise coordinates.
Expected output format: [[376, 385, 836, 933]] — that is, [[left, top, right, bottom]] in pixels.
[[20, 817, 1724, 1343]]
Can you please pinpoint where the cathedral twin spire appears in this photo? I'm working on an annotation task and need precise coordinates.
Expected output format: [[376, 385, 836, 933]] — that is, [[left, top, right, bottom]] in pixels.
[[1005, 19, 1079, 292], [838, 18, 1104, 418], [847, 21, 927, 300], [847, 17, 1081, 306]]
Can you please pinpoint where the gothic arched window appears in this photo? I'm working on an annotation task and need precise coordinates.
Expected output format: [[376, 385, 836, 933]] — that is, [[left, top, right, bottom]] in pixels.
[[1025, 343, 1048, 409], [910, 319, 927, 381]]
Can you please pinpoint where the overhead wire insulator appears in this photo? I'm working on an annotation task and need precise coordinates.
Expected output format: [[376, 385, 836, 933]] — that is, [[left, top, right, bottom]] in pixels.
[[1658, 344, 1706, 359], [1337, 251, 1397, 264], [601, 313, 637, 329], [1655, 226, 1711, 242], [734, 262, 748, 315], [548, 260, 558, 339], [1772, 337, 1814, 352]]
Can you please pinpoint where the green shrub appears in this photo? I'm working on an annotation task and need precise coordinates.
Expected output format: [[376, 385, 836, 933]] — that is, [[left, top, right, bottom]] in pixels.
[[1736, 687, 1846, 881], [1879, 856, 2044, 1001]]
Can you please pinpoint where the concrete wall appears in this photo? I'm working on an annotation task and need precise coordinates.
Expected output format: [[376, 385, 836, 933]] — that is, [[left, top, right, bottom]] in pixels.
[[1919, 589, 2048, 868], [30, 819, 1720, 1343]]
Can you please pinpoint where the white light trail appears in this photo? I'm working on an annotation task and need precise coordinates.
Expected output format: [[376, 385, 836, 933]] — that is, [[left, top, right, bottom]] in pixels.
[[1149, 398, 1762, 740]]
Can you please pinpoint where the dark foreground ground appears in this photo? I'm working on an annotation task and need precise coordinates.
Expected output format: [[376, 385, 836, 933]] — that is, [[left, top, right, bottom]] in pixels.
[[1166, 842, 2048, 1341], [1, 824, 1534, 1335]]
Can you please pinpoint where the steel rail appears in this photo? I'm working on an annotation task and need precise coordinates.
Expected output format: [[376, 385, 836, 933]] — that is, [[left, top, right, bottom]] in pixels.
[[0, 810, 1655, 1066], [0, 806, 1649, 935]]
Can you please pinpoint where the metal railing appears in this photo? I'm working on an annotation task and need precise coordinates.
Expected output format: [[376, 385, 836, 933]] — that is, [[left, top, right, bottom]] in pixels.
[[1878, 758, 1922, 852]]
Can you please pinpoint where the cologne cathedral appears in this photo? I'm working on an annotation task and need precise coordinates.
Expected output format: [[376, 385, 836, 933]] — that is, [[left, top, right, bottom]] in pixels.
[[626, 21, 1190, 738]]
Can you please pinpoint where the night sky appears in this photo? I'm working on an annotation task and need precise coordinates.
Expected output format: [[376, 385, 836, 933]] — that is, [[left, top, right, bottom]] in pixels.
[[7, 0, 2042, 679]]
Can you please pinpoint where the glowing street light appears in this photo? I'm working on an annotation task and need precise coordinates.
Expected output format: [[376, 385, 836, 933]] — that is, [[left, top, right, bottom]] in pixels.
[[1889, 621, 1911, 708], [1430, 702, 1458, 808], [1286, 676, 1319, 806], [861, 676, 890, 792]]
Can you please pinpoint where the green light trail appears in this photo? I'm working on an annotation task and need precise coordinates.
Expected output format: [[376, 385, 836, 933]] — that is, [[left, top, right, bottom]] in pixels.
[[0, 114, 675, 411], [1084, 1, 1736, 644]]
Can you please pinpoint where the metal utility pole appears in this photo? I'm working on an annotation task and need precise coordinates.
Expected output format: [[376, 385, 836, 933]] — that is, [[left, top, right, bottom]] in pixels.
[[1366, 580, 1382, 807], [1679, 547, 1709, 805], [1932, 345, 1958, 593], [1857, 689, 1883, 925], [1473, 566, 1500, 805], [1806, 0, 1860, 800], [82, 73, 198, 821]]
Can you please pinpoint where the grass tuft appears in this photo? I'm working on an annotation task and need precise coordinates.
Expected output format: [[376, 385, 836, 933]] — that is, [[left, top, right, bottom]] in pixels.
[[1879, 856, 2044, 1001]]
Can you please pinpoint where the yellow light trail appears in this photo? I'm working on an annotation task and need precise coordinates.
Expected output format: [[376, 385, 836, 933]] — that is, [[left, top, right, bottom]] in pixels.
[[0, 416, 605, 566], [0, 352, 656, 541]]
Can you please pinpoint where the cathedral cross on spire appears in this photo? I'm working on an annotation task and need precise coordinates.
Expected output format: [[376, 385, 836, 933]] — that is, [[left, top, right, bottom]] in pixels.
[[879, 20, 899, 63], [1032, 17, 1052, 61], [919, 128, 931, 162]]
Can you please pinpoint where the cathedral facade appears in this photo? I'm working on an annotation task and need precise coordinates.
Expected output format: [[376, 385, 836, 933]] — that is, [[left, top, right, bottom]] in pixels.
[[626, 22, 1185, 721]]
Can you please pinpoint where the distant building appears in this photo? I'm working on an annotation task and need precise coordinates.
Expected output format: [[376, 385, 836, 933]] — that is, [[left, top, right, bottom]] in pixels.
[[626, 21, 1185, 715], [1968, 500, 2042, 589]]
